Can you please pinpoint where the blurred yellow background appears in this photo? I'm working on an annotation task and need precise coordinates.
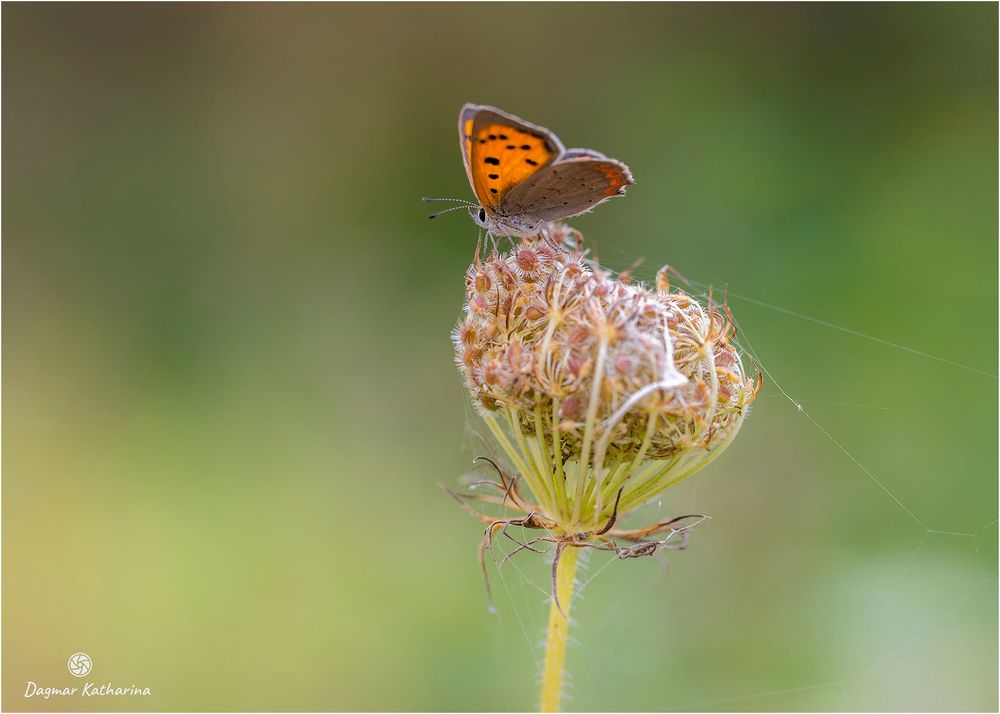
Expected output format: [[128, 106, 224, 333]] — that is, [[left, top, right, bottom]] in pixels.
[[3, 3, 997, 711]]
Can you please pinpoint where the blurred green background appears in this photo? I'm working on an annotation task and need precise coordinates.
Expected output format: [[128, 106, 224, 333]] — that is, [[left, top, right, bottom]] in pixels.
[[3, 3, 997, 711]]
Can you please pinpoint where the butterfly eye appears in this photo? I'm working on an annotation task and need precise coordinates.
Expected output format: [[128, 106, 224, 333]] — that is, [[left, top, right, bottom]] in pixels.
[[468, 205, 489, 228]]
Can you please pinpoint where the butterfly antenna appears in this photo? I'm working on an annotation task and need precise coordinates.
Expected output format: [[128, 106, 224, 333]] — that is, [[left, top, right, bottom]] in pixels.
[[422, 196, 476, 206], [427, 204, 470, 220]]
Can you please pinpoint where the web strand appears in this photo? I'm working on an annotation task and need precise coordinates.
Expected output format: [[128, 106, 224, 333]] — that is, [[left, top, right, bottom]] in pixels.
[[716, 286, 997, 379]]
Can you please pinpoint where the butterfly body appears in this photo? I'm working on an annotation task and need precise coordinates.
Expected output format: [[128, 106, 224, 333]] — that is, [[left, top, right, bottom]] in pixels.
[[457, 104, 634, 237]]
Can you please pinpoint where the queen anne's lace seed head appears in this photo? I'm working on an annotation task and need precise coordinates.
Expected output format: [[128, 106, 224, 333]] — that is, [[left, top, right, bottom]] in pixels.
[[452, 226, 759, 532]]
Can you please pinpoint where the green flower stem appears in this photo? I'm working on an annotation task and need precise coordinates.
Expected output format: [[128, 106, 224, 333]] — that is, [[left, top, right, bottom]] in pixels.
[[573, 335, 609, 524], [549, 400, 571, 517], [539, 545, 581, 712], [616, 419, 742, 514], [483, 413, 551, 513]]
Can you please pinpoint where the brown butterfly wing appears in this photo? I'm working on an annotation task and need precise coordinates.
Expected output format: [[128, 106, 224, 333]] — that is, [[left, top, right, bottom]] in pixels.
[[500, 150, 634, 223], [458, 104, 565, 213]]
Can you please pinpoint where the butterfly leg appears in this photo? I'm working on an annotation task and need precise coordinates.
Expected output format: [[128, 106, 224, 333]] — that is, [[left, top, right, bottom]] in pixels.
[[482, 229, 500, 256], [538, 223, 562, 252]]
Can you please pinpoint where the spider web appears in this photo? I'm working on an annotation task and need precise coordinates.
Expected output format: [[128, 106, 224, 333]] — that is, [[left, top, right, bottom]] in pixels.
[[457, 242, 998, 711], [666, 271, 997, 711]]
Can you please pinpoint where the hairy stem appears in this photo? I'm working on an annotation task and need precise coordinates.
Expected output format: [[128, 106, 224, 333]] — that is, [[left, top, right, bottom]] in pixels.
[[540, 546, 580, 712], [550, 399, 570, 520]]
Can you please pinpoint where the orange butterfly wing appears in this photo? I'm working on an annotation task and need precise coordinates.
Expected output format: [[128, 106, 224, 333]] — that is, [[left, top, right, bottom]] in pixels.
[[460, 105, 563, 213]]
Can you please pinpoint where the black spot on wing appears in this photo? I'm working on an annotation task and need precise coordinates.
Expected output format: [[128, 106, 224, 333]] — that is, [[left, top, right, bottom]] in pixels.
[[484, 157, 500, 165]]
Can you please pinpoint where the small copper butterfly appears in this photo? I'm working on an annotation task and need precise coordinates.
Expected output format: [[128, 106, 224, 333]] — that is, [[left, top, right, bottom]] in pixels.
[[425, 104, 634, 236]]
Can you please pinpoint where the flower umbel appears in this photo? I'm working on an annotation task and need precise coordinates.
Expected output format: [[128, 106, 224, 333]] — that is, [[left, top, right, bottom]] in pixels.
[[452, 224, 757, 540], [448, 225, 759, 710]]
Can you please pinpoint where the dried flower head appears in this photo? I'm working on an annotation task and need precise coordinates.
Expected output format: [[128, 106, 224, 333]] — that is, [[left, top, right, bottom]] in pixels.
[[448, 225, 759, 612]]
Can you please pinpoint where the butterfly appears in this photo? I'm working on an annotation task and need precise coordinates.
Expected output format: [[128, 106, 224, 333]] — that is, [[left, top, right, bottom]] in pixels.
[[425, 104, 634, 237]]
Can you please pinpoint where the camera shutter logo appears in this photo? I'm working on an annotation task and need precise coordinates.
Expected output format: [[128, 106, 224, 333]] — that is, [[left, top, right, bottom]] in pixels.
[[67, 652, 92, 678]]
